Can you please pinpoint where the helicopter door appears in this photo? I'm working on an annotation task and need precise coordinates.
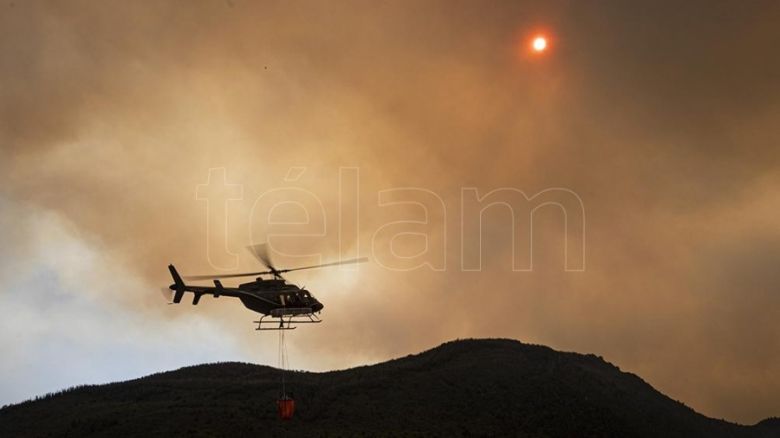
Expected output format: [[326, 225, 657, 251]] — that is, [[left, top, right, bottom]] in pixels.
[[279, 294, 286, 306]]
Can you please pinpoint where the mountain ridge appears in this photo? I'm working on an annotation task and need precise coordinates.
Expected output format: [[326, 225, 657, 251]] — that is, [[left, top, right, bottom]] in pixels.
[[1, 338, 776, 437]]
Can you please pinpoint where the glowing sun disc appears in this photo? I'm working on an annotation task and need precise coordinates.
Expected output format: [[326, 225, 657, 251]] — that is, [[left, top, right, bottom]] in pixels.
[[532, 36, 547, 52]]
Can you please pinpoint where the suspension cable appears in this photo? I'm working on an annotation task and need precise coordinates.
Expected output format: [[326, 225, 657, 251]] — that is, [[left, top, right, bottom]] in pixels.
[[278, 322, 289, 397]]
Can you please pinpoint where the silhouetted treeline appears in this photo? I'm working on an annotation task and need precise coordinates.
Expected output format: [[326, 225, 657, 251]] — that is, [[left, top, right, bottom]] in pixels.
[[1, 339, 777, 437]]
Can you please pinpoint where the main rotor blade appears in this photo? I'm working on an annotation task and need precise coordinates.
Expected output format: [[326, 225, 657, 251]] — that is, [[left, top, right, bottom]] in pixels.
[[247, 243, 275, 270], [182, 255, 368, 281], [183, 270, 275, 280], [277, 257, 369, 274]]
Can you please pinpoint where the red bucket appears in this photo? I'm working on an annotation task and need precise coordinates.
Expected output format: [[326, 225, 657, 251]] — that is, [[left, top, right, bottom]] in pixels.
[[277, 397, 295, 420]]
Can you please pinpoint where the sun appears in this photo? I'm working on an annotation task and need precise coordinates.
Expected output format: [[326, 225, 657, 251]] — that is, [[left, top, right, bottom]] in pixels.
[[532, 36, 547, 53], [518, 31, 552, 59]]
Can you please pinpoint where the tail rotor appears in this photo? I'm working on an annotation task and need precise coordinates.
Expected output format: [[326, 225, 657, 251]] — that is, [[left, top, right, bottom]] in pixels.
[[168, 264, 186, 303], [160, 287, 174, 304]]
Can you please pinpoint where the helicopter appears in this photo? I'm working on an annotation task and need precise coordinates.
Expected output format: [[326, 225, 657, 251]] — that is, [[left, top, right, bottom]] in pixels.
[[165, 244, 367, 330]]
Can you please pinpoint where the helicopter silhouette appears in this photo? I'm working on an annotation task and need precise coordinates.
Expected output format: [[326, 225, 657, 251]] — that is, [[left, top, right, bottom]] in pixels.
[[165, 244, 367, 330]]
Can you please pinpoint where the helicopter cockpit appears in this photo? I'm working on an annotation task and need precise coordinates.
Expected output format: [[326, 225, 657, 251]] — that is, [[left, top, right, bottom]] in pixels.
[[280, 290, 313, 307]]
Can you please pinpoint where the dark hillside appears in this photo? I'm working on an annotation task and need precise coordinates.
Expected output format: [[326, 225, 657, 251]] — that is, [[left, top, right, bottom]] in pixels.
[[0, 339, 776, 437]]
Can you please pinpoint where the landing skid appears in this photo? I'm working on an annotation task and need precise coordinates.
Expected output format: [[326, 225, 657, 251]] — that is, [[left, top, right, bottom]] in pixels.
[[254, 314, 322, 331]]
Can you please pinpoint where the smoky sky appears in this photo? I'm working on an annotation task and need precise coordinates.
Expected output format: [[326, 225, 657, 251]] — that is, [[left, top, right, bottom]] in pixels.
[[1, 0, 779, 424]]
